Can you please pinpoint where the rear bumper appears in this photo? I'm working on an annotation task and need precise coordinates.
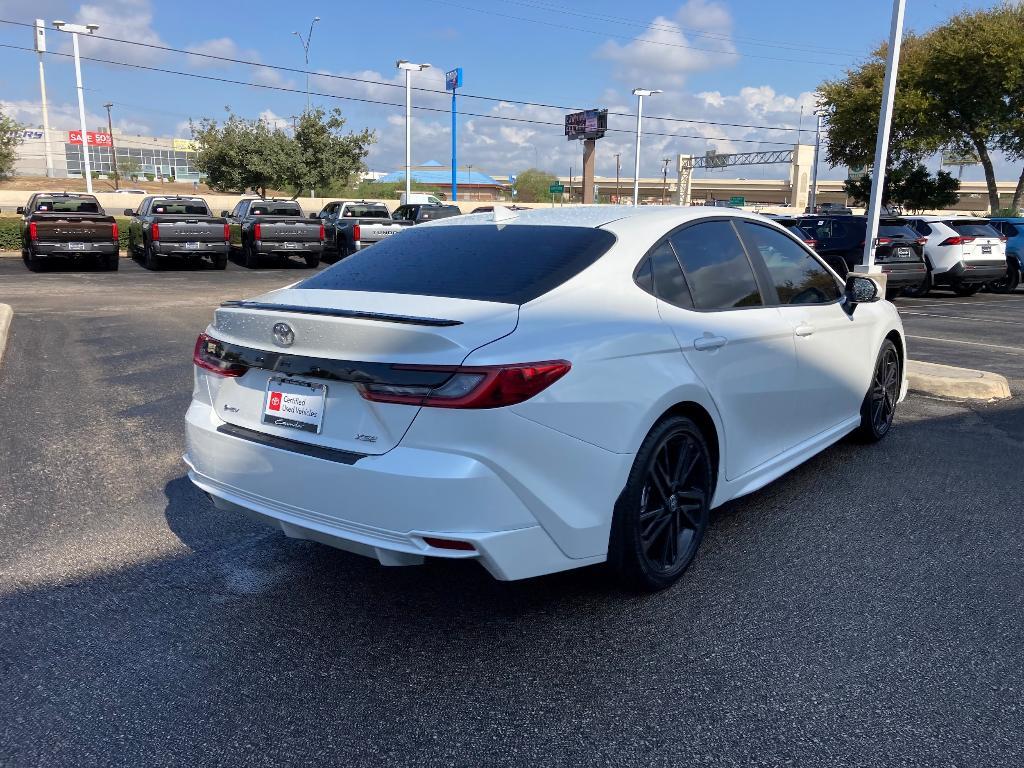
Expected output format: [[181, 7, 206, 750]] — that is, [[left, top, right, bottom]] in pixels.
[[153, 241, 229, 257], [32, 241, 117, 256], [879, 262, 927, 286], [184, 400, 609, 580], [940, 260, 1007, 283], [255, 241, 323, 256]]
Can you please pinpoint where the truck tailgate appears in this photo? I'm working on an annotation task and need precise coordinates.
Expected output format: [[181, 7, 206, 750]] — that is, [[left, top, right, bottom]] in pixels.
[[34, 216, 116, 242], [257, 219, 321, 242], [155, 218, 228, 243]]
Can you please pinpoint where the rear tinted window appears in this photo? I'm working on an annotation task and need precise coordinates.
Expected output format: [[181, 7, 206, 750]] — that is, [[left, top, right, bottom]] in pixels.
[[150, 200, 210, 215], [250, 203, 302, 216], [34, 198, 99, 213], [669, 221, 762, 310], [299, 225, 616, 304], [945, 221, 1001, 237], [879, 224, 918, 239], [341, 206, 391, 218]]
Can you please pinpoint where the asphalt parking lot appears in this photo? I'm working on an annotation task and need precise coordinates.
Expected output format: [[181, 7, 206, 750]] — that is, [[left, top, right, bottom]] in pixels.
[[1, 257, 1022, 767]]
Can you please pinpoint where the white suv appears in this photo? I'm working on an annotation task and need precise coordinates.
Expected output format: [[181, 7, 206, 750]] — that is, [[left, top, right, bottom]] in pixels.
[[904, 217, 1007, 296]]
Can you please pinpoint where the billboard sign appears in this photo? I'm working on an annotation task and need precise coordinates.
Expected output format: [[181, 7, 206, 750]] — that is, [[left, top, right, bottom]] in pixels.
[[445, 68, 463, 91], [941, 150, 979, 166], [68, 130, 113, 147], [564, 109, 607, 141], [173, 138, 197, 152]]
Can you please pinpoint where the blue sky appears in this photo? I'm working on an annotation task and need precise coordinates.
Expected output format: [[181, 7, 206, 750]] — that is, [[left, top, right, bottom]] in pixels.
[[0, 0, 1013, 181]]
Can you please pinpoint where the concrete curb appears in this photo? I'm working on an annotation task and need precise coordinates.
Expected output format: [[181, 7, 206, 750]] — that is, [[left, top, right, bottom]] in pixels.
[[0, 303, 11, 366], [907, 360, 1011, 402]]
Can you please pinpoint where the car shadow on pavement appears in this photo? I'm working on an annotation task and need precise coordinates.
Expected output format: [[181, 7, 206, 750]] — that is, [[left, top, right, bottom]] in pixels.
[[227, 251, 322, 270]]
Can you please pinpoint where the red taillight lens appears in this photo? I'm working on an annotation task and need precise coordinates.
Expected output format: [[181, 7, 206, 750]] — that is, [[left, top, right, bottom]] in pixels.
[[804, 239, 818, 248], [254, 223, 262, 240], [876, 237, 892, 245], [223, 223, 230, 241], [939, 236, 974, 246], [916, 238, 927, 246], [319, 223, 325, 242], [28, 222, 38, 240], [151, 222, 160, 241], [111, 222, 119, 240], [358, 361, 571, 409], [193, 333, 247, 377], [353, 224, 361, 242]]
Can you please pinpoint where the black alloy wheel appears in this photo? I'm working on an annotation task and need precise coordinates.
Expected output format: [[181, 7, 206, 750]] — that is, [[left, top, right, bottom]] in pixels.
[[610, 416, 713, 591], [903, 268, 932, 298], [986, 263, 1020, 294], [856, 340, 900, 442]]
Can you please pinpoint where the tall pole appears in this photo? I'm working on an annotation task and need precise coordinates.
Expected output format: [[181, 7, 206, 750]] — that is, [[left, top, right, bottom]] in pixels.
[[34, 20, 54, 178], [797, 105, 804, 145], [569, 165, 573, 204], [630, 89, 660, 206], [861, 0, 907, 271], [293, 17, 320, 113], [809, 113, 822, 212], [451, 89, 457, 202], [397, 61, 430, 201], [661, 157, 670, 205], [104, 103, 118, 190], [72, 32, 92, 194], [614, 152, 620, 204]]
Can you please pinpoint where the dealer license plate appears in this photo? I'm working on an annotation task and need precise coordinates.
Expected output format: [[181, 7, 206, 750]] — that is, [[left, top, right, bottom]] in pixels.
[[263, 378, 326, 434], [282, 242, 298, 249], [981, 245, 992, 254], [68, 242, 86, 251], [895, 246, 911, 257], [185, 241, 200, 250]]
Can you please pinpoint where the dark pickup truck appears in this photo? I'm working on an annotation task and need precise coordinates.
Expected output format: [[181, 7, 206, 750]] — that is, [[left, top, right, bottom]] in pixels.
[[223, 199, 324, 268], [316, 200, 411, 263], [391, 203, 462, 225], [17, 192, 119, 271], [125, 196, 229, 270]]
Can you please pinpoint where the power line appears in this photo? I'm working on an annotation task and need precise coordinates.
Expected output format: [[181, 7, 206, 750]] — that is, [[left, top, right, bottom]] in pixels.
[[0, 18, 806, 134], [0, 42, 796, 146]]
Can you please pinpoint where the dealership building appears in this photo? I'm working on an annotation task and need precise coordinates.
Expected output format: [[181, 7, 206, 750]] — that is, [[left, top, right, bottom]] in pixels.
[[12, 126, 203, 181]]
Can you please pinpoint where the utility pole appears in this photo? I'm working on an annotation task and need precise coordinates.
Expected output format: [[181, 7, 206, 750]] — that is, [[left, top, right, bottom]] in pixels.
[[661, 158, 670, 205], [466, 163, 473, 200], [569, 165, 573, 204], [103, 102, 118, 190], [614, 153, 621, 204], [631, 88, 662, 206], [797, 105, 804, 145], [292, 16, 320, 113], [397, 61, 430, 200], [33, 20, 54, 178], [809, 112, 822, 213], [52, 19, 99, 194]]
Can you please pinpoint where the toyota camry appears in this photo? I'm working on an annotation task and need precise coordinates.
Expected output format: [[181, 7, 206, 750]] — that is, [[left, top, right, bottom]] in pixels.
[[185, 206, 907, 591]]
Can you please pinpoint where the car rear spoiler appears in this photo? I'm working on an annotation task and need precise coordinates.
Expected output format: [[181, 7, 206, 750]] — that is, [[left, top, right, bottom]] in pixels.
[[219, 300, 462, 327]]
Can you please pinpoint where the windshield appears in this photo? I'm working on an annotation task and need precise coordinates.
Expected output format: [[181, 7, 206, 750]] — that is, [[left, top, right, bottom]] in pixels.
[[34, 198, 99, 213], [341, 206, 391, 219], [250, 203, 302, 216], [945, 221, 1001, 237], [151, 200, 210, 215], [299, 225, 617, 304]]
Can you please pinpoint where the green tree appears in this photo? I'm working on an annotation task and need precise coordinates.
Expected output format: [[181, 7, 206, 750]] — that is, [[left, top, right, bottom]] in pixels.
[[288, 107, 375, 196], [116, 156, 141, 182], [0, 109, 23, 181], [844, 162, 960, 213], [513, 168, 558, 202], [190, 110, 296, 198]]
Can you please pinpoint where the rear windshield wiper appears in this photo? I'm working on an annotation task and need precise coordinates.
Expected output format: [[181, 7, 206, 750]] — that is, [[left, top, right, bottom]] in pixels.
[[219, 300, 462, 327]]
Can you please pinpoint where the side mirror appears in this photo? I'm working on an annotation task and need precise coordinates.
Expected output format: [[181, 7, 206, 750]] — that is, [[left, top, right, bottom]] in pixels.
[[16, 206, 24, 215], [220, 210, 229, 217], [310, 212, 319, 219], [844, 274, 880, 313], [123, 208, 135, 216]]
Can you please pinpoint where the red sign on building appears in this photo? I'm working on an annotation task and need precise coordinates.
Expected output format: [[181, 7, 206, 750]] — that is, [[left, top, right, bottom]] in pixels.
[[68, 130, 113, 147]]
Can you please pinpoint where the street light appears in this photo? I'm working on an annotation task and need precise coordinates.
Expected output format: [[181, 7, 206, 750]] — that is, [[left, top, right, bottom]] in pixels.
[[397, 60, 430, 200], [103, 102, 118, 190], [52, 19, 99, 194], [292, 16, 320, 113], [631, 88, 662, 206]]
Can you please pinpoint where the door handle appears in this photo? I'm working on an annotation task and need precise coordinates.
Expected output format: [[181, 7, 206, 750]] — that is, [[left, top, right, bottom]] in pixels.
[[693, 335, 728, 351], [794, 324, 816, 337]]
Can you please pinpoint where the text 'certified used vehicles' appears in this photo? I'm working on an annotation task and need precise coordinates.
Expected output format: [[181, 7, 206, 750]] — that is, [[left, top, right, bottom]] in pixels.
[[125, 196, 229, 270], [904, 216, 1008, 296], [185, 207, 907, 591], [18, 192, 119, 271], [224, 199, 324, 268]]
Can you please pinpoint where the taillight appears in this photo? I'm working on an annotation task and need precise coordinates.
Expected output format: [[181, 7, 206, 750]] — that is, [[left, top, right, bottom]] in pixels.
[[193, 333, 247, 377], [938, 236, 974, 246], [357, 361, 571, 409], [319, 223, 325, 242], [916, 238, 927, 246], [999, 236, 1008, 243], [254, 223, 262, 240], [803, 239, 818, 248], [223, 223, 230, 241], [151, 222, 160, 241], [353, 224, 361, 242], [876, 237, 892, 245], [111, 222, 119, 241], [28, 222, 37, 240]]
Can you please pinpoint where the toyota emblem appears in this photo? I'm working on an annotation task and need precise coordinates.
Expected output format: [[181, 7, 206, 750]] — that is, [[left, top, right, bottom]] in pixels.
[[272, 322, 295, 347]]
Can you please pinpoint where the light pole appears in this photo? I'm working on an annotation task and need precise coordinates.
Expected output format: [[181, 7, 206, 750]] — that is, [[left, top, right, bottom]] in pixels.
[[661, 157, 671, 205], [631, 88, 662, 206], [103, 102, 118, 190], [809, 112, 822, 213], [292, 16, 320, 113], [53, 19, 99, 193], [33, 19, 54, 178], [614, 152, 621, 204], [397, 60, 430, 200]]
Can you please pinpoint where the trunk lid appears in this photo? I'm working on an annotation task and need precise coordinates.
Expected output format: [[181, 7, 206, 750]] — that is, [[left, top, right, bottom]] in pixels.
[[205, 287, 519, 455]]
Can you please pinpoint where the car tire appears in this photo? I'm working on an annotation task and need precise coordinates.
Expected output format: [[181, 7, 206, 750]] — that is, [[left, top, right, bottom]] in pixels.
[[608, 415, 714, 592], [244, 242, 259, 269], [144, 242, 160, 271], [25, 250, 42, 272], [304, 253, 320, 269], [212, 253, 228, 270], [854, 339, 900, 443], [986, 262, 1020, 294], [952, 284, 981, 297], [103, 253, 119, 271], [884, 285, 903, 301], [903, 268, 932, 298]]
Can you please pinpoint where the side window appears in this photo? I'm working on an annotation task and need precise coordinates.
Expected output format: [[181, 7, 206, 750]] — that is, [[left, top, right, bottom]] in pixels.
[[740, 222, 842, 305], [392, 206, 410, 221], [669, 221, 762, 310], [640, 240, 694, 309], [1005, 223, 1019, 237], [828, 221, 849, 241], [913, 220, 932, 236], [800, 219, 830, 241]]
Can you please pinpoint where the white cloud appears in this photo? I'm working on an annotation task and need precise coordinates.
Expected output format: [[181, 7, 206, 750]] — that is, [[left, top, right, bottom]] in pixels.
[[185, 37, 260, 69], [1, 98, 150, 135], [66, 0, 168, 67]]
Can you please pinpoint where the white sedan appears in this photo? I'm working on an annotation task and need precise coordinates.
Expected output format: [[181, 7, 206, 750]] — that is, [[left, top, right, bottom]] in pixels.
[[185, 206, 907, 591]]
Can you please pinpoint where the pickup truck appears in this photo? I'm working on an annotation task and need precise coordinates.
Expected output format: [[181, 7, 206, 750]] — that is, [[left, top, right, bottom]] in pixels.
[[316, 200, 411, 262], [223, 199, 324, 268], [390, 203, 462, 225], [17, 192, 120, 272], [125, 196, 229, 270]]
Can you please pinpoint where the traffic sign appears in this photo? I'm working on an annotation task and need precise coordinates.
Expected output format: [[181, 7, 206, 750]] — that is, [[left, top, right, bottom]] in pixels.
[[549, 183, 564, 194], [729, 196, 745, 206], [509, 174, 517, 185]]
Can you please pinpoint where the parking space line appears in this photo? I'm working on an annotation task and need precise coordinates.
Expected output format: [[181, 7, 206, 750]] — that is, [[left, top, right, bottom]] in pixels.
[[897, 297, 1023, 310], [899, 311, 1020, 325], [907, 334, 1024, 354]]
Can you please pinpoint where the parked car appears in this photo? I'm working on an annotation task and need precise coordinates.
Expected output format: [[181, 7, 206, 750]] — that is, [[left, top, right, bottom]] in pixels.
[[125, 196, 229, 270], [809, 203, 854, 215], [985, 217, 1022, 293], [17, 192, 119, 272], [903, 216, 1008, 296], [185, 207, 906, 591], [390, 203, 462, 225], [316, 200, 411, 263], [763, 215, 820, 251], [471, 205, 530, 213], [223, 199, 324, 268], [400, 192, 445, 205], [797, 215, 927, 298]]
